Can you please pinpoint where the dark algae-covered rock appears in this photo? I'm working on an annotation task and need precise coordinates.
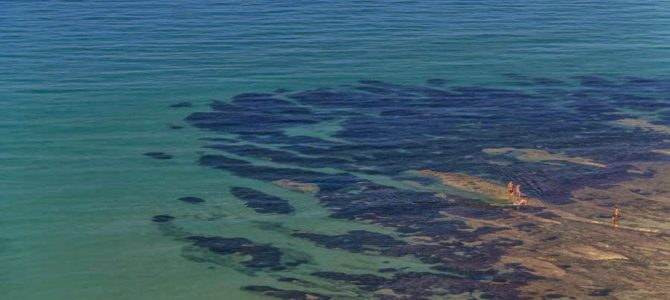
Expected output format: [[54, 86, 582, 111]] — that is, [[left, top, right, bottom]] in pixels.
[[242, 285, 331, 300], [178, 196, 205, 204], [292, 230, 405, 253], [230, 187, 294, 214], [311, 272, 388, 291], [187, 236, 285, 269], [169, 101, 192, 108], [152, 215, 175, 223], [143, 152, 172, 160]]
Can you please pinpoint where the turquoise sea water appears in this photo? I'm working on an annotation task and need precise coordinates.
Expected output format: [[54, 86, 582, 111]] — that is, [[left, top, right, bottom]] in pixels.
[[2, 1, 670, 299]]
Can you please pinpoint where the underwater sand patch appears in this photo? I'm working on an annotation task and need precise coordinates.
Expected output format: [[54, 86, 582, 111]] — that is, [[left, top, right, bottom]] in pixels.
[[272, 179, 320, 195], [614, 118, 670, 134], [482, 147, 606, 168]]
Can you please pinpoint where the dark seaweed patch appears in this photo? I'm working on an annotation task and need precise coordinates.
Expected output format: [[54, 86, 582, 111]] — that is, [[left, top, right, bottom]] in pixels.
[[515, 222, 538, 233], [199, 154, 362, 192], [178, 196, 205, 204], [180, 75, 670, 299], [378, 268, 398, 273], [199, 137, 239, 143], [311, 272, 388, 291], [198, 154, 249, 168], [242, 286, 331, 300], [276, 277, 313, 285], [144, 152, 173, 160], [205, 143, 351, 169], [170, 101, 193, 108], [152, 215, 175, 223], [187, 236, 285, 269], [292, 230, 405, 253], [589, 288, 612, 297], [231, 187, 294, 214], [426, 78, 448, 86]]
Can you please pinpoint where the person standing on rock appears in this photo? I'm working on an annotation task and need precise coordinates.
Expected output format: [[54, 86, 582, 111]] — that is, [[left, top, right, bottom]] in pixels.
[[612, 206, 620, 226], [508, 181, 514, 200], [514, 184, 522, 201]]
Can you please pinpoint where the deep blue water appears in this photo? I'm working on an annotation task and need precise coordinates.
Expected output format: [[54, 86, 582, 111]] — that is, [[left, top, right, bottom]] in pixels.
[[1, 1, 670, 299]]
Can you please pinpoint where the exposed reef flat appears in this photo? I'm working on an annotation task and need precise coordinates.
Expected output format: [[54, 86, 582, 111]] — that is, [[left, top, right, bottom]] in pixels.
[[414, 169, 533, 204], [483, 147, 606, 168], [432, 163, 670, 299]]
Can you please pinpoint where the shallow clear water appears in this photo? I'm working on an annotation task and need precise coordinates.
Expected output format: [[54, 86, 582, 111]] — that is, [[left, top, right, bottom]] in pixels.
[[1, 1, 670, 299]]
